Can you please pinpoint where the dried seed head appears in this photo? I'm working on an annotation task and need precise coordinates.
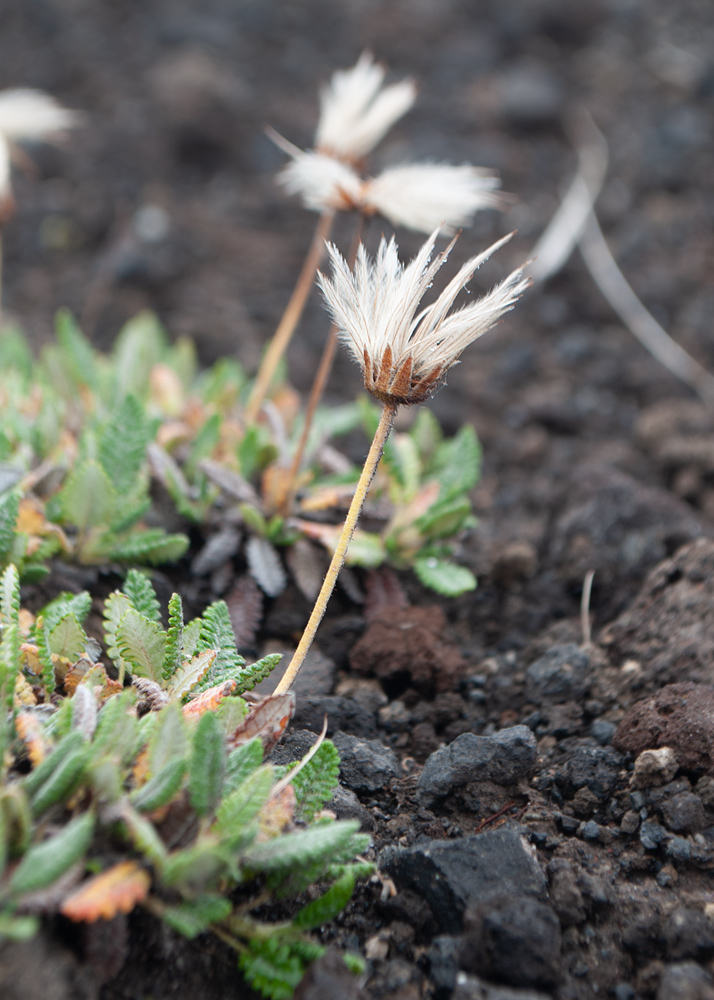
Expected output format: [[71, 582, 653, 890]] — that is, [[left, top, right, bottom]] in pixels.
[[318, 229, 531, 405], [361, 162, 507, 235], [315, 51, 416, 162], [276, 149, 363, 214], [0, 88, 81, 207]]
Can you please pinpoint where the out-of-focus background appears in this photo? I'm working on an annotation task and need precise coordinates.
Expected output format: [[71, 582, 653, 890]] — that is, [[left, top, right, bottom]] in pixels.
[[2, 0, 712, 417]]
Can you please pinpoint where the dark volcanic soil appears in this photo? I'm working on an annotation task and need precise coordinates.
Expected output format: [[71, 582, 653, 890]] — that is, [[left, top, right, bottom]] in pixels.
[[2, 1, 714, 999]]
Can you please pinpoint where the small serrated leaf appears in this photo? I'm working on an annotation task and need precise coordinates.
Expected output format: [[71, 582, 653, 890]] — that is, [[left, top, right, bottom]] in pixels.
[[122, 570, 161, 622], [148, 702, 188, 778], [57, 459, 117, 532], [10, 811, 94, 895], [213, 765, 274, 845], [115, 607, 167, 682], [188, 711, 225, 818], [165, 648, 216, 700]]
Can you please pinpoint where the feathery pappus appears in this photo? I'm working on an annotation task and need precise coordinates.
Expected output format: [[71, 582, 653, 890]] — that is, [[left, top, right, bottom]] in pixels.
[[318, 228, 531, 405], [0, 88, 81, 220]]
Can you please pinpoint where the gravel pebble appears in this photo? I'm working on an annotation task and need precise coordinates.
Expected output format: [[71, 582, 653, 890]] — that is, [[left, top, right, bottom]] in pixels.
[[417, 726, 537, 807], [331, 732, 400, 793]]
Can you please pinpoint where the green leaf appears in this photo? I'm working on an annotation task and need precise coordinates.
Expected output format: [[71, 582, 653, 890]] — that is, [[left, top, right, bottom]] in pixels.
[[345, 530, 386, 568], [108, 529, 189, 565], [162, 592, 184, 680], [121, 803, 167, 870], [130, 758, 187, 812], [213, 765, 274, 846], [185, 412, 221, 479], [413, 557, 477, 596], [242, 820, 361, 875], [0, 324, 33, 380], [122, 569, 161, 622], [22, 730, 85, 798], [113, 311, 168, 399], [161, 843, 228, 892], [41, 591, 92, 633], [9, 811, 94, 895], [148, 703, 188, 778], [30, 746, 90, 817], [99, 394, 150, 495], [195, 600, 244, 687], [103, 591, 132, 679], [188, 711, 225, 818], [165, 648, 216, 700], [430, 424, 481, 500], [0, 490, 20, 561], [410, 408, 443, 463], [57, 459, 117, 532], [115, 607, 167, 681], [0, 563, 20, 628], [392, 433, 421, 497], [415, 495, 472, 541], [293, 869, 356, 929], [238, 948, 301, 1000], [48, 613, 87, 661], [230, 653, 281, 696], [0, 623, 20, 711], [290, 741, 340, 823], [55, 309, 97, 387], [161, 894, 232, 938], [0, 911, 39, 942], [224, 738, 263, 796]]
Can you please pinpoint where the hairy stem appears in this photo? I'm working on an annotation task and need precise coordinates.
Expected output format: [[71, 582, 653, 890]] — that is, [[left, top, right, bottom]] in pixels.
[[274, 401, 398, 694], [244, 211, 335, 426], [278, 216, 364, 516]]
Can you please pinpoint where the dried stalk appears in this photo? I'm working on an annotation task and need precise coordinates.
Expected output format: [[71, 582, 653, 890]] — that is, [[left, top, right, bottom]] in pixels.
[[244, 210, 335, 425], [274, 401, 398, 694], [279, 216, 364, 516]]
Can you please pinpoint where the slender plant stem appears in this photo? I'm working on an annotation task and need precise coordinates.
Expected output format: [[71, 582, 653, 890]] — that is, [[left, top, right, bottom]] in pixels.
[[0, 230, 4, 328], [279, 215, 364, 516], [274, 401, 398, 694], [244, 211, 335, 426]]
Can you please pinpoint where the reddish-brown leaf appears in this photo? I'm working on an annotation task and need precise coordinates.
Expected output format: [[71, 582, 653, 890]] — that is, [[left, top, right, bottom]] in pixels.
[[182, 679, 238, 720], [60, 861, 151, 923], [228, 692, 295, 752]]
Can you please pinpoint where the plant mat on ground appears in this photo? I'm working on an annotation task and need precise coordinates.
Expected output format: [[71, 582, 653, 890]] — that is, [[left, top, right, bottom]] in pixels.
[[0, 564, 370, 999]]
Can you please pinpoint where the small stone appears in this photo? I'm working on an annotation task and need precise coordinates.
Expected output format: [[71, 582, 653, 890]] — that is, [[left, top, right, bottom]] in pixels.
[[378, 700, 411, 733], [555, 744, 624, 800], [696, 775, 714, 809], [663, 908, 714, 961], [640, 821, 667, 850], [331, 732, 400, 794], [364, 933, 389, 961], [329, 784, 375, 830], [656, 864, 678, 888], [380, 827, 547, 934], [417, 727, 537, 807], [591, 719, 617, 745], [620, 810, 641, 835], [547, 860, 586, 927], [571, 786, 600, 818], [461, 896, 561, 990], [660, 791, 706, 834], [428, 935, 461, 1000], [613, 683, 714, 773], [658, 961, 714, 1000], [631, 747, 680, 789], [666, 837, 692, 863], [615, 984, 636, 1000], [580, 820, 601, 841], [525, 643, 590, 705]]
